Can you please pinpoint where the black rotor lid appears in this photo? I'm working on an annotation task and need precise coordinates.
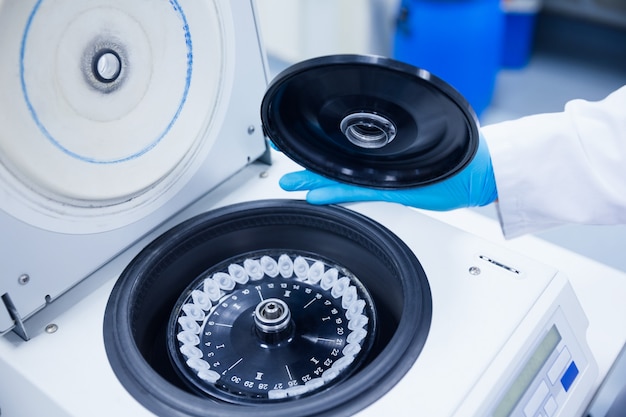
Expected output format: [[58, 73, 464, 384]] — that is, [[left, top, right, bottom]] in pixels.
[[261, 54, 479, 189]]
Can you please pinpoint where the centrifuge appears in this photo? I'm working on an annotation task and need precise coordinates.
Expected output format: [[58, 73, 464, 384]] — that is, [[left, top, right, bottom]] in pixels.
[[0, 0, 612, 416]]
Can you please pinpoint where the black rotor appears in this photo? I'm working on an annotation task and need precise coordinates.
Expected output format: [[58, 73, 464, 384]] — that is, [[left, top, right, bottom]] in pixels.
[[261, 54, 479, 189]]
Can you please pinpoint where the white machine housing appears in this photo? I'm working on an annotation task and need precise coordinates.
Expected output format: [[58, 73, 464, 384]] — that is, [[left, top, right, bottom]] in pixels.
[[0, 161, 599, 416]]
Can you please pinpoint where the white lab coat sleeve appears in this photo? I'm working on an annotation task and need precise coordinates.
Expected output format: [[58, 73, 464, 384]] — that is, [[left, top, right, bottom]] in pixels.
[[481, 85, 626, 238]]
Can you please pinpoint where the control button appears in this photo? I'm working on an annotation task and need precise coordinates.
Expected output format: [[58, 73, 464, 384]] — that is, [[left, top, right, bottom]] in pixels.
[[561, 361, 579, 392], [524, 381, 549, 417], [544, 396, 558, 417], [548, 347, 571, 384]]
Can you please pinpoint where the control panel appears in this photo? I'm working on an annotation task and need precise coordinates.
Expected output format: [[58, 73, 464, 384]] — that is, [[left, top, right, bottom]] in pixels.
[[491, 308, 592, 417]]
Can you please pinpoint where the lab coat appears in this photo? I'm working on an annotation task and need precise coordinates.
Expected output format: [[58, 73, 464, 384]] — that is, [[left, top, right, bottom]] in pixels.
[[482, 85, 626, 238]]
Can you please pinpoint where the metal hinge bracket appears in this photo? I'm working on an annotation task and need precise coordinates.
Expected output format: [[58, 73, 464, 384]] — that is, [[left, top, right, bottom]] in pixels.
[[1, 293, 30, 341]]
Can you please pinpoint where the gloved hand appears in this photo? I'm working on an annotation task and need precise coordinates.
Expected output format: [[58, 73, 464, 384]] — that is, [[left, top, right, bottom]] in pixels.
[[279, 134, 497, 210]]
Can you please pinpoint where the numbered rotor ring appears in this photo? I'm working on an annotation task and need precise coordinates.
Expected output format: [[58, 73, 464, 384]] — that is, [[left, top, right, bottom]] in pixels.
[[168, 252, 376, 403]]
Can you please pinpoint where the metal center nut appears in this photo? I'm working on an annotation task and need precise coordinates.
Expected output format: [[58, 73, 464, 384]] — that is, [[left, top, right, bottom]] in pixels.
[[340, 112, 397, 149], [254, 298, 291, 333]]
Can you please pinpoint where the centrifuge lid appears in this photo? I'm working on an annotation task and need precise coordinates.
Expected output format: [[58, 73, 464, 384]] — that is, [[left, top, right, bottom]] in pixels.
[[261, 54, 479, 189]]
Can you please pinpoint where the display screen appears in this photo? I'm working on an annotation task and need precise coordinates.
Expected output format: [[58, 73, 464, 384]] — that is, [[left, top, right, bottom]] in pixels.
[[492, 325, 562, 417]]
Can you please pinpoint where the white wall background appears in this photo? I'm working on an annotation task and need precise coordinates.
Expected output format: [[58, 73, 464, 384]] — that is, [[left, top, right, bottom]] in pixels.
[[256, 0, 401, 63]]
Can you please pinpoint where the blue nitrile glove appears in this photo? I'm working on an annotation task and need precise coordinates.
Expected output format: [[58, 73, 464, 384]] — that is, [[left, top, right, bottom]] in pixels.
[[279, 134, 497, 210]]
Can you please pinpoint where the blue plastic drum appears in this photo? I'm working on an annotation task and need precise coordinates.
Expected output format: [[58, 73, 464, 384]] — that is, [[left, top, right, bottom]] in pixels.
[[394, 0, 504, 117]]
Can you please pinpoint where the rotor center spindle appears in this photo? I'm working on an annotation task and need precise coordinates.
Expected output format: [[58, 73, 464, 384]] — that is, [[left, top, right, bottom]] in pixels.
[[254, 298, 291, 334]]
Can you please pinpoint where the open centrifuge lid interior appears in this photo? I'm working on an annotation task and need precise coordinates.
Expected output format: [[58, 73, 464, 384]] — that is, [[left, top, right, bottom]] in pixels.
[[0, 0, 235, 234], [260, 54, 480, 189]]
